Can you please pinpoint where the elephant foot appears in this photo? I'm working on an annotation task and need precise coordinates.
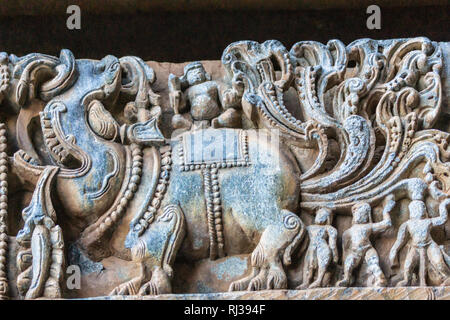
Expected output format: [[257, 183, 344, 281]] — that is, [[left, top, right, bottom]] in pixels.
[[231, 211, 303, 292], [231, 267, 281, 292], [396, 278, 410, 287], [295, 282, 309, 290], [266, 266, 287, 290], [232, 267, 288, 292], [245, 266, 287, 291], [336, 278, 350, 287], [373, 277, 387, 287], [248, 269, 269, 291], [308, 279, 322, 289], [109, 276, 143, 296], [440, 278, 450, 286], [43, 278, 62, 298], [138, 266, 172, 296], [229, 268, 260, 292]]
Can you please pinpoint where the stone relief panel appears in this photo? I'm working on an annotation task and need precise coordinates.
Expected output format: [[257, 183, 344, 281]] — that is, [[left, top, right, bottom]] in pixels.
[[0, 37, 449, 299]]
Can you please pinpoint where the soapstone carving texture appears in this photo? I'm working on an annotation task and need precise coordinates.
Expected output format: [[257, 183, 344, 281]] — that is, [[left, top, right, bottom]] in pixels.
[[0, 37, 448, 299]]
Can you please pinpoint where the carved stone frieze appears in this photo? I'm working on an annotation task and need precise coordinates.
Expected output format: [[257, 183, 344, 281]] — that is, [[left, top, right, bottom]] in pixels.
[[0, 37, 449, 299]]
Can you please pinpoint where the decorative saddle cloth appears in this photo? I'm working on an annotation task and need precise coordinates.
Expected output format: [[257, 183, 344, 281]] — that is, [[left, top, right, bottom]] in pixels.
[[177, 128, 251, 259], [179, 128, 250, 170]]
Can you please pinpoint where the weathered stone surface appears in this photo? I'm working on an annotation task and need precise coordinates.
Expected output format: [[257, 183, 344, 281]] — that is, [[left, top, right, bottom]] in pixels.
[[0, 37, 449, 300], [96, 287, 450, 300]]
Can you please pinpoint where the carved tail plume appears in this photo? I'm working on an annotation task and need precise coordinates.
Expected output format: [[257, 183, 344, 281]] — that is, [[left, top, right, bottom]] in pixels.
[[221, 40, 329, 181], [222, 38, 449, 212], [297, 38, 448, 210]]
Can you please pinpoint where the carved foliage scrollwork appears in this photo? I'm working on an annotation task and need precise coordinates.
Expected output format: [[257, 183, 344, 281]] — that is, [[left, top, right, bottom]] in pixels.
[[221, 40, 329, 180], [0, 37, 448, 298], [286, 37, 447, 209]]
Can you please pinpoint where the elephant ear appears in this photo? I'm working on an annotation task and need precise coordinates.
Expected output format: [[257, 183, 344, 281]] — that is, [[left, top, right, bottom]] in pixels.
[[119, 56, 158, 110], [87, 100, 120, 141]]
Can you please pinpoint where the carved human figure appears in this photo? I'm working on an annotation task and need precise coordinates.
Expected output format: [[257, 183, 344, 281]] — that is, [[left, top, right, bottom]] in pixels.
[[296, 208, 338, 289], [169, 61, 243, 131], [389, 197, 450, 286], [337, 197, 395, 287]]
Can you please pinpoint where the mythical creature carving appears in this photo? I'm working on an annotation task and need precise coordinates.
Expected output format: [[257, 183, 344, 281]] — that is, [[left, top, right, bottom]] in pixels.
[[0, 37, 448, 299]]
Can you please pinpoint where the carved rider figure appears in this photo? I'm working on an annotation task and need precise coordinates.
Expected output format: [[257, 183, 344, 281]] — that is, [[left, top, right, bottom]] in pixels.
[[389, 197, 450, 286], [337, 197, 395, 287], [296, 208, 338, 289], [169, 61, 243, 131]]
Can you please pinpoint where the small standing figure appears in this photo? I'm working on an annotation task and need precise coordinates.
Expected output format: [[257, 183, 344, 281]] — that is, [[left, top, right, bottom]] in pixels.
[[389, 197, 450, 286], [296, 208, 338, 289], [168, 61, 243, 131], [337, 196, 395, 287]]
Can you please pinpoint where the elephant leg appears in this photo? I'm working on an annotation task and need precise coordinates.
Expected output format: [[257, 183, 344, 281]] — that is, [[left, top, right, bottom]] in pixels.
[[230, 210, 304, 291], [109, 262, 146, 296], [110, 204, 185, 296], [138, 204, 185, 295], [139, 265, 172, 296], [228, 267, 261, 292]]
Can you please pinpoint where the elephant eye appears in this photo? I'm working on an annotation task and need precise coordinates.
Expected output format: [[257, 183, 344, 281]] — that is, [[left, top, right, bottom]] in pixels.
[[94, 63, 106, 74], [109, 62, 119, 73]]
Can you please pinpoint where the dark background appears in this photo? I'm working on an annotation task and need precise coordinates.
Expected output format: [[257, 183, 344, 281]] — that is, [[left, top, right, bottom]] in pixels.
[[0, 4, 448, 62]]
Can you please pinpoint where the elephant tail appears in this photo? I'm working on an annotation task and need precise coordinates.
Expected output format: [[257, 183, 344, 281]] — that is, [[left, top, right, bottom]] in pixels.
[[283, 214, 306, 266]]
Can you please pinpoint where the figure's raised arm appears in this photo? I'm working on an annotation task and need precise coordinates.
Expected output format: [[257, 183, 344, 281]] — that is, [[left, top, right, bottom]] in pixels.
[[432, 197, 450, 227], [168, 74, 187, 114], [219, 80, 243, 109], [429, 180, 448, 201], [372, 195, 395, 233]]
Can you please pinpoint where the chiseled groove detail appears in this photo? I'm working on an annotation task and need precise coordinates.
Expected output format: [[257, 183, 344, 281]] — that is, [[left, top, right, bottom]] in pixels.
[[180, 130, 250, 171], [0, 123, 8, 300], [0, 62, 10, 98], [87, 150, 119, 199], [260, 77, 304, 134], [1, 38, 449, 298], [201, 161, 226, 260], [133, 145, 172, 236], [40, 110, 71, 165], [93, 143, 143, 238], [180, 131, 251, 259]]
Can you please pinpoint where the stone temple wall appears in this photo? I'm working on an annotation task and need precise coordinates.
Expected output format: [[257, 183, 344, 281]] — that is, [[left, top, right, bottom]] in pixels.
[[0, 5, 449, 301]]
